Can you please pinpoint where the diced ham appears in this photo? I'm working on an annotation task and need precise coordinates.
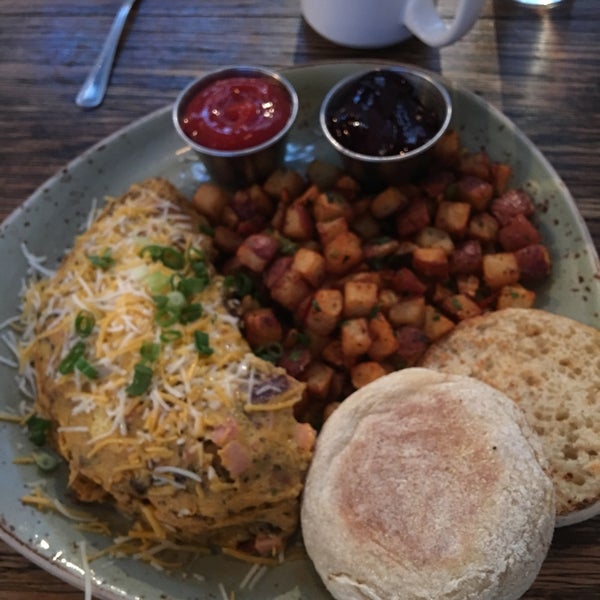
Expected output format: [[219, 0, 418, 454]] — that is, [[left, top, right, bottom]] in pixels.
[[278, 346, 312, 378], [450, 240, 483, 275], [236, 234, 280, 272], [498, 214, 542, 251], [219, 440, 252, 478], [294, 422, 316, 452], [263, 255, 293, 289], [396, 198, 431, 238], [391, 267, 428, 297], [490, 189, 535, 226], [210, 418, 239, 447], [395, 326, 430, 366], [514, 244, 552, 280]]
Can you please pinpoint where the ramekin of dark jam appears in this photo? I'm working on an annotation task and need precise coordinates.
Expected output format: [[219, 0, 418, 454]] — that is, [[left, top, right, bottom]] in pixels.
[[173, 66, 299, 187], [320, 67, 452, 189]]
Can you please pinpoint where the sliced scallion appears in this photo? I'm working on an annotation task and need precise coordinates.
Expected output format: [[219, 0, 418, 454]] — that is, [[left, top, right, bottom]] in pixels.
[[161, 246, 185, 270], [33, 450, 61, 472], [154, 307, 180, 327], [160, 329, 182, 343], [87, 249, 115, 270], [75, 310, 95, 337], [26, 414, 51, 446], [126, 363, 154, 396], [254, 342, 283, 363], [180, 303, 203, 324], [194, 331, 213, 356], [74, 356, 99, 379], [58, 341, 86, 375], [140, 342, 160, 363]]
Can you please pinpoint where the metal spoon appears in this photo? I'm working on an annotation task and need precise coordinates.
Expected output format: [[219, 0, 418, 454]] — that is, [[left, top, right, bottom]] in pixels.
[[75, 0, 138, 108]]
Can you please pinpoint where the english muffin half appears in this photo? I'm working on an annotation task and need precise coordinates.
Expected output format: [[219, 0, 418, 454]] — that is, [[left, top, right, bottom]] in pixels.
[[420, 307, 600, 525], [301, 368, 555, 600]]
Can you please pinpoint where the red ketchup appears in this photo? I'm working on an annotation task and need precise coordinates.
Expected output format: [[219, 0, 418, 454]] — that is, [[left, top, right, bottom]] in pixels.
[[180, 76, 292, 152]]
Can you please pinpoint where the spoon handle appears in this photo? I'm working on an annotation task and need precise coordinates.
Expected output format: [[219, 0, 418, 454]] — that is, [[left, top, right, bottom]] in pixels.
[[75, 0, 138, 108]]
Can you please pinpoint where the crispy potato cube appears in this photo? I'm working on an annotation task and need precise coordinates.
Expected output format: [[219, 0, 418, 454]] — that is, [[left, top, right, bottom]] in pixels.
[[497, 284, 536, 309], [435, 201, 471, 236], [351, 361, 387, 389], [334, 174, 362, 200], [269, 269, 312, 311], [441, 294, 482, 321], [458, 151, 491, 180], [291, 247, 326, 288], [433, 129, 460, 165], [282, 202, 314, 241], [491, 162, 512, 195], [468, 212, 499, 243], [313, 191, 353, 223], [321, 339, 344, 368], [304, 361, 335, 401], [378, 288, 399, 313], [262, 168, 306, 199], [306, 160, 342, 190], [456, 274, 480, 299], [367, 313, 399, 361], [414, 226, 455, 255], [341, 318, 372, 358], [304, 289, 343, 336], [351, 212, 381, 240], [370, 187, 408, 219], [396, 198, 431, 238], [388, 297, 426, 328], [482, 252, 520, 288], [456, 176, 493, 211], [423, 305, 455, 341], [243, 308, 283, 348], [213, 226, 243, 255], [343, 280, 379, 318], [324, 231, 364, 275], [192, 182, 229, 224], [412, 246, 449, 279], [316, 216, 349, 247]]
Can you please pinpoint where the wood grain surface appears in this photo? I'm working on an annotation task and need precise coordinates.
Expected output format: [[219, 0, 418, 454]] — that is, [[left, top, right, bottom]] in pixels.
[[0, 0, 598, 598]]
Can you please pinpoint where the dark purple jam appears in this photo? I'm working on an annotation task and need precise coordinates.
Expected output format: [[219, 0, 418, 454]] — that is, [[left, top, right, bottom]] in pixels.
[[326, 70, 442, 157]]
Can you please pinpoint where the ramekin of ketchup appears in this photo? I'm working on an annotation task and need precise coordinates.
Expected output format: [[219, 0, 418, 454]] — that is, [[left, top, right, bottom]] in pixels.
[[173, 66, 298, 186]]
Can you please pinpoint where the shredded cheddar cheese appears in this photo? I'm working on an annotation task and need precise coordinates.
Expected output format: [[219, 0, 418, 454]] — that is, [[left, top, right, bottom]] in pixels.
[[16, 178, 313, 560]]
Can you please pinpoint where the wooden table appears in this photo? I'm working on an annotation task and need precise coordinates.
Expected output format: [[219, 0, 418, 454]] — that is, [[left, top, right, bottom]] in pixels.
[[0, 0, 598, 598]]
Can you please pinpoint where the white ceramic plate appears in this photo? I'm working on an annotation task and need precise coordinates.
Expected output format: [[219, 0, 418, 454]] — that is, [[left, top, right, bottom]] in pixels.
[[0, 62, 598, 600]]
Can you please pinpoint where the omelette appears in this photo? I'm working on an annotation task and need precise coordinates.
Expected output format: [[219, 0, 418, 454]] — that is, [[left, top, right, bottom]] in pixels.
[[18, 178, 314, 555]]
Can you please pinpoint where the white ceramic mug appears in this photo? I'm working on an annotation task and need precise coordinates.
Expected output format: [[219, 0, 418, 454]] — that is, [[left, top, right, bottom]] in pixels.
[[301, 0, 486, 48]]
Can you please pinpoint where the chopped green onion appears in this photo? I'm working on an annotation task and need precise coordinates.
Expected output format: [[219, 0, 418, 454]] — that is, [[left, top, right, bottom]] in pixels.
[[140, 245, 164, 261], [75, 310, 95, 337], [144, 270, 171, 294], [166, 290, 186, 309], [155, 307, 180, 327], [190, 260, 210, 286], [87, 249, 115, 270], [254, 342, 283, 363], [161, 246, 185, 270], [180, 303, 203, 324], [187, 246, 206, 262], [26, 415, 51, 446], [140, 342, 160, 363], [160, 329, 182, 343], [33, 450, 61, 472], [58, 341, 86, 375], [126, 363, 153, 396], [177, 276, 209, 298], [74, 356, 99, 379], [152, 295, 169, 310], [194, 331, 214, 356], [224, 272, 254, 298]]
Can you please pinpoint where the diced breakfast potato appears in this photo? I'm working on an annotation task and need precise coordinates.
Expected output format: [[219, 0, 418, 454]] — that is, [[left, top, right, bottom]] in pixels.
[[343, 280, 379, 318], [351, 361, 388, 389], [341, 318, 372, 358], [496, 284, 536, 309], [195, 131, 550, 425], [304, 289, 343, 336], [482, 253, 520, 288]]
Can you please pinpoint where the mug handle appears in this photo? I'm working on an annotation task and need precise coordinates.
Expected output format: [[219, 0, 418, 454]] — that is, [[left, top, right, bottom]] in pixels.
[[403, 0, 486, 47]]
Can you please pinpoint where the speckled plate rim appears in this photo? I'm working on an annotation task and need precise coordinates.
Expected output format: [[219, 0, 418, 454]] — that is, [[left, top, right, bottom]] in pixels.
[[0, 61, 598, 600]]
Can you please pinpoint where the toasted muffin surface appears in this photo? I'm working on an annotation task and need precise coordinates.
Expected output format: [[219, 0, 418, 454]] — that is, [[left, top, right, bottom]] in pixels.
[[420, 307, 600, 524], [301, 368, 555, 600]]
